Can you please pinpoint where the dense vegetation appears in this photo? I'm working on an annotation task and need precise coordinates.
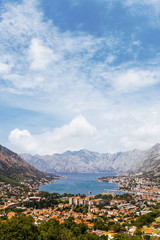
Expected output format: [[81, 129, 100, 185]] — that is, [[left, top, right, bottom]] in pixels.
[[0, 215, 108, 240], [135, 211, 160, 228], [114, 233, 151, 239], [1, 210, 160, 240]]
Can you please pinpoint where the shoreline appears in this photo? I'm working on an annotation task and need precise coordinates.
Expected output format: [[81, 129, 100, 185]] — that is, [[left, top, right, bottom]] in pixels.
[[38, 174, 67, 188], [39, 173, 121, 195], [95, 177, 124, 193]]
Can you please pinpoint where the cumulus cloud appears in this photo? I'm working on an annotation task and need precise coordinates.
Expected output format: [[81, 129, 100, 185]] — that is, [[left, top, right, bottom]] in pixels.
[[9, 129, 38, 153], [9, 113, 160, 155], [9, 115, 98, 155]]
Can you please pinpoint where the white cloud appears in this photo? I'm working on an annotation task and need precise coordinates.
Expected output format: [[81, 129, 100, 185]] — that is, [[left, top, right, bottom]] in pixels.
[[0, 0, 121, 118], [8, 115, 98, 155], [122, 0, 160, 26], [9, 112, 160, 155], [121, 124, 160, 150], [113, 69, 160, 92], [124, 0, 160, 8], [28, 38, 61, 71], [0, 0, 110, 95], [9, 128, 38, 153], [105, 0, 160, 9], [1, 0, 157, 99], [0, 62, 11, 74], [105, 55, 116, 64]]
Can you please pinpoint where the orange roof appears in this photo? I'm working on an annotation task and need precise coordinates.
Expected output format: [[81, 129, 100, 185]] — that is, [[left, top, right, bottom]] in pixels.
[[8, 212, 16, 215], [58, 219, 64, 224], [50, 215, 58, 219], [75, 220, 82, 224], [145, 229, 153, 234], [110, 233, 117, 237], [109, 219, 116, 223], [87, 223, 94, 227]]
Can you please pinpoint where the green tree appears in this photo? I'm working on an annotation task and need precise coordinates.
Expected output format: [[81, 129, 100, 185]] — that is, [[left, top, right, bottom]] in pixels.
[[114, 233, 142, 240], [0, 215, 38, 240]]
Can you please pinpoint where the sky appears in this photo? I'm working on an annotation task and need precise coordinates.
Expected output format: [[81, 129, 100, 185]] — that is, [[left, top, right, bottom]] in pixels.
[[1, 0, 160, 155]]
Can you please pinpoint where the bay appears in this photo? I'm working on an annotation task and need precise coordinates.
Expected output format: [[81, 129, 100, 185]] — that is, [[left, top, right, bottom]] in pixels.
[[39, 173, 120, 195]]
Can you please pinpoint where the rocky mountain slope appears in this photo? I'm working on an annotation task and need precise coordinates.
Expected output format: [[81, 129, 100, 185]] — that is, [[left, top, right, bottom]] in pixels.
[[133, 143, 160, 176], [21, 147, 147, 174], [0, 145, 57, 186], [21, 144, 160, 174]]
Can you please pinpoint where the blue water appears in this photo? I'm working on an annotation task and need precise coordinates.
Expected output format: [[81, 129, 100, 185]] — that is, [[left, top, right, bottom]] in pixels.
[[39, 173, 120, 195]]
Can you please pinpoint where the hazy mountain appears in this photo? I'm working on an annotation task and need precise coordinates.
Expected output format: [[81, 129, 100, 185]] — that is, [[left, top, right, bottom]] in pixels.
[[0, 145, 57, 186], [21, 147, 148, 174]]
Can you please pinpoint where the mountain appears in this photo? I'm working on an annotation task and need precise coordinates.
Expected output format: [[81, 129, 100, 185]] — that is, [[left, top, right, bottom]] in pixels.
[[21, 144, 160, 175], [0, 145, 57, 186], [21, 148, 146, 174], [133, 143, 160, 176]]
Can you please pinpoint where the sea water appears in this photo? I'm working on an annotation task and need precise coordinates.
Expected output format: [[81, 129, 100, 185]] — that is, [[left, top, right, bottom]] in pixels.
[[39, 173, 120, 195]]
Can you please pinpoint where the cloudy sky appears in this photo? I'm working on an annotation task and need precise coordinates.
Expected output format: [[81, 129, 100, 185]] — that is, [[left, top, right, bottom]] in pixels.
[[1, 0, 160, 155]]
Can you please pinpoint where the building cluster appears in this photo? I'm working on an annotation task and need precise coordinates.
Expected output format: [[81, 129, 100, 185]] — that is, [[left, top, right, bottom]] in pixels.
[[0, 182, 39, 211], [104, 175, 160, 195], [69, 196, 108, 206]]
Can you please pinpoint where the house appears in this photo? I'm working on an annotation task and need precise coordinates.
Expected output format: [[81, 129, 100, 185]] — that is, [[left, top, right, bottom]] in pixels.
[[151, 222, 160, 229], [7, 211, 17, 219], [107, 233, 117, 240], [144, 229, 153, 236]]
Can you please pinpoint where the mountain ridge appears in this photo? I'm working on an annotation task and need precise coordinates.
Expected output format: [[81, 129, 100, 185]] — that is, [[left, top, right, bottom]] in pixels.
[[21, 144, 160, 175], [0, 144, 58, 186], [21, 145, 157, 174]]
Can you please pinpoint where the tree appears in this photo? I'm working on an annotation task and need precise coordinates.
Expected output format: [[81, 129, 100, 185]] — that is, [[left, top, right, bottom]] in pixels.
[[135, 211, 160, 228], [113, 233, 142, 240], [0, 215, 38, 240]]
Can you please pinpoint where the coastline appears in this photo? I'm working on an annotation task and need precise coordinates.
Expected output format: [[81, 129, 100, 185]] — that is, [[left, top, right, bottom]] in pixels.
[[39, 173, 121, 195], [95, 176, 123, 192], [38, 174, 67, 188]]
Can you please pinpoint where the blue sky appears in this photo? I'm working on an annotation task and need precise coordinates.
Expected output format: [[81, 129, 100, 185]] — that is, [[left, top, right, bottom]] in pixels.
[[1, 0, 160, 154]]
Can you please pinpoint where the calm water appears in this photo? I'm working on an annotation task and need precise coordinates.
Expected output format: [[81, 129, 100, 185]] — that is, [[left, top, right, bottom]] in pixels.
[[39, 173, 120, 195]]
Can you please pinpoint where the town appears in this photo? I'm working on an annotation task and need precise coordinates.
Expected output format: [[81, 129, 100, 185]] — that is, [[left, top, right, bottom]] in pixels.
[[1, 175, 160, 239]]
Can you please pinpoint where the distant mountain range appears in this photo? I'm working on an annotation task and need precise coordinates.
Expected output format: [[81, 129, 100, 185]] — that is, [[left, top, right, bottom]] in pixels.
[[1, 143, 160, 186], [0, 145, 57, 186], [21, 143, 160, 175]]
